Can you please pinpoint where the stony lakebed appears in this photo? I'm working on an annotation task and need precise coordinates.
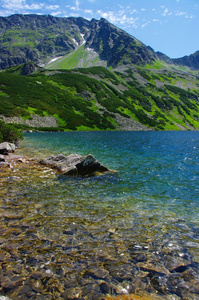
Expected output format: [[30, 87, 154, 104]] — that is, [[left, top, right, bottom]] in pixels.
[[0, 133, 199, 300]]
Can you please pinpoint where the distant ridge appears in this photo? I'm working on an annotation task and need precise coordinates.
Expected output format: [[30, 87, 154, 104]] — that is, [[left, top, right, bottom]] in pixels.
[[173, 51, 199, 70]]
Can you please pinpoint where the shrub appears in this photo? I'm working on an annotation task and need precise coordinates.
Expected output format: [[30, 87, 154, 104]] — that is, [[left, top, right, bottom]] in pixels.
[[0, 131, 3, 143], [0, 121, 23, 143]]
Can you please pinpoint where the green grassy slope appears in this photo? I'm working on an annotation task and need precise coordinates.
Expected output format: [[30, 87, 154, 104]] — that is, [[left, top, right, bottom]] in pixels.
[[46, 45, 105, 70], [0, 63, 199, 131]]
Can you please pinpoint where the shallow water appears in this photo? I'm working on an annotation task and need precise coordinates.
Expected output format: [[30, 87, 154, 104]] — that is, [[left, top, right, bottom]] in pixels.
[[0, 131, 199, 299]]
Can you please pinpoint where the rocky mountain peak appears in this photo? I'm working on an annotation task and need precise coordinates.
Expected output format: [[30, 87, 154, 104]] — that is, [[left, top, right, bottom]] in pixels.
[[0, 14, 157, 70], [0, 14, 198, 70]]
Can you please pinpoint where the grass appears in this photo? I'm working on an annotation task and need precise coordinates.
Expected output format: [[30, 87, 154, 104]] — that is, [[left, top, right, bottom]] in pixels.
[[46, 45, 102, 70], [146, 60, 168, 70]]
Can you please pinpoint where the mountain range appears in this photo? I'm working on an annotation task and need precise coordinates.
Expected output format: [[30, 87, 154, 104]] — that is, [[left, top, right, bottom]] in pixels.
[[0, 14, 199, 131], [0, 14, 199, 70]]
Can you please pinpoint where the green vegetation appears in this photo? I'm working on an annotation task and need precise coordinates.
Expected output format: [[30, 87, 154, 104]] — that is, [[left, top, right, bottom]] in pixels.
[[46, 45, 102, 70], [0, 120, 23, 143], [0, 63, 199, 131], [1, 15, 199, 132]]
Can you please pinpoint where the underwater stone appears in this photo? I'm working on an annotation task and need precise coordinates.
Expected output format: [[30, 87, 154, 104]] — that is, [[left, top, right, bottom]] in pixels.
[[0, 154, 5, 161], [63, 287, 82, 299], [2, 275, 23, 291]]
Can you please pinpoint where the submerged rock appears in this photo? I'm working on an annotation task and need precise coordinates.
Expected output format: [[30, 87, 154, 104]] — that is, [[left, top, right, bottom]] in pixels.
[[0, 154, 5, 162], [0, 142, 15, 155], [39, 153, 109, 176]]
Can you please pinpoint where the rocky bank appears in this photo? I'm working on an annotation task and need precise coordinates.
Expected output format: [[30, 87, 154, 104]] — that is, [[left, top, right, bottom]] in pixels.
[[0, 142, 110, 177], [0, 115, 58, 128], [0, 113, 152, 131]]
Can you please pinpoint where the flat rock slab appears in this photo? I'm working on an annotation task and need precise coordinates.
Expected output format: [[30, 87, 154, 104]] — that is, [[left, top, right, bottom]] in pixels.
[[39, 153, 109, 176]]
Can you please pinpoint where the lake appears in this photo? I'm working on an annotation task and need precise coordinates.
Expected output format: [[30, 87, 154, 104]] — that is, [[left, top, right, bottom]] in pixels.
[[0, 131, 199, 299]]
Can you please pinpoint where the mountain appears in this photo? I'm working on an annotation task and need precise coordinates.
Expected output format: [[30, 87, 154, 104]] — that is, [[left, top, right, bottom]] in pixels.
[[173, 51, 199, 70], [1, 14, 199, 132], [0, 14, 199, 71], [0, 14, 158, 70]]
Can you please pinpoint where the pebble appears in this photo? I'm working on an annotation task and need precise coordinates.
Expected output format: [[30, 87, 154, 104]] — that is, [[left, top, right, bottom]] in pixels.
[[0, 155, 5, 162]]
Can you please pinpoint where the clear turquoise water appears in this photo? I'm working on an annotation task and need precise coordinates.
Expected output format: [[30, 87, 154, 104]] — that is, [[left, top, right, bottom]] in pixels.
[[2, 131, 199, 299], [20, 131, 199, 257]]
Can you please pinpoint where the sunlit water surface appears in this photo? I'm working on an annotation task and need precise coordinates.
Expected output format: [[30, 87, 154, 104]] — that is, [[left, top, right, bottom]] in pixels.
[[1, 131, 199, 299]]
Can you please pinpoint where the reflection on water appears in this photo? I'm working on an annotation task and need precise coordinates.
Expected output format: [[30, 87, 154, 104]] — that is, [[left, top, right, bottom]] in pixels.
[[0, 131, 199, 299]]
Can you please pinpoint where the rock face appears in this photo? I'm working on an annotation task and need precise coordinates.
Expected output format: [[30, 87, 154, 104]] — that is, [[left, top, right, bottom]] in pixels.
[[0, 14, 199, 70], [20, 62, 38, 75], [114, 113, 151, 131], [173, 50, 199, 69], [0, 14, 157, 70], [0, 142, 15, 155], [39, 153, 109, 176]]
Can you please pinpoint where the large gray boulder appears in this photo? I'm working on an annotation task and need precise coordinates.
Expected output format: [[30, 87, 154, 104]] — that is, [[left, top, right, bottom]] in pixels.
[[0, 142, 15, 155], [39, 153, 109, 176]]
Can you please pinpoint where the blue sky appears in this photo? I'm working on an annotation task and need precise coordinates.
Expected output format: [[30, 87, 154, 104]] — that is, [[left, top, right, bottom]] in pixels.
[[0, 0, 198, 58]]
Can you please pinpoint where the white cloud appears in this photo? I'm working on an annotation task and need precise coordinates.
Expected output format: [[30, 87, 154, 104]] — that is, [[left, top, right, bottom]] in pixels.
[[46, 5, 60, 10], [162, 8, 169, 16], [97, 10, 107, 18], [0, 0, 62, 17], [51, 11, 63, 16], [97, 9, 139, 29], [175, 11, 186, 16], [1, 0, 45, 12], [118, 6, 138, 15], [141, 21, 150, 29], [2, 0, 26, 10], [175, 11, 194, 19], [84, 9, 93, 14], [131, 9, 138, 14], [69, 13, 79, 17], [26, 3, 43, 10], [76, 0, 80, 10], [70, 0, 80, 11]]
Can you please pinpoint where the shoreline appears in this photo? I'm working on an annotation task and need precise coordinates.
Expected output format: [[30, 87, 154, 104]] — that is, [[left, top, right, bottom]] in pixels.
[[0, 142, 111, 177]]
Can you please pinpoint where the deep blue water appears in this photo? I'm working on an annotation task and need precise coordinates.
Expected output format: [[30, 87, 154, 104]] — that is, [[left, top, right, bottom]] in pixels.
[[20, 131, 199, 260]]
